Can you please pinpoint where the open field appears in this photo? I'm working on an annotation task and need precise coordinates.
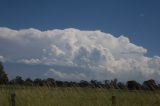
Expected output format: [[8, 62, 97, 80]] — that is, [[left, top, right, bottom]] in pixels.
[[0, 86, 160, 106]]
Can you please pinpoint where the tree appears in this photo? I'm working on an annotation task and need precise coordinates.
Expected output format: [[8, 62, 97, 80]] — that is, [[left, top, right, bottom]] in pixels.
[[112, 78, 119, 89], [79, 80, 90, 87], [117, 82, 126, 89], [127, 80, 141, 90], [55, 80, 64, 87], [13, 76, 24, 85], [143, 79, 157, 90], [104, 80, 110, 88], [90, 80, 99, 88], [25, 78, 33, 86], [109, 79, 119, 89], [45, 78, 56, 87], [34, 78, 43, 86], [0, 62, 8, 84]]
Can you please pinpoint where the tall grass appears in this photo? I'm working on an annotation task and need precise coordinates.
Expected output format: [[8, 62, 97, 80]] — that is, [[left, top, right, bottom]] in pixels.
[[0, 86, 160, 106]]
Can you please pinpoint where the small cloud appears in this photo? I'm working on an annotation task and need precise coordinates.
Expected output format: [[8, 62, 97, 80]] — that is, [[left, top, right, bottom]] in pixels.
[[19, 58, 42, 64], [45, 68, 89, 81], [0, 56, 5, 62]]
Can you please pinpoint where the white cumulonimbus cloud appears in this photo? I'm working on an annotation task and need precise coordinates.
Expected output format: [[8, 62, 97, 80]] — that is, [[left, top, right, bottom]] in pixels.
[[0, 27, 160, 81]]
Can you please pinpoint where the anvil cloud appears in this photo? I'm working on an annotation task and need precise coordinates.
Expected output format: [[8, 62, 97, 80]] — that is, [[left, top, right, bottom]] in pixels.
[[0, 27, 160, 81]]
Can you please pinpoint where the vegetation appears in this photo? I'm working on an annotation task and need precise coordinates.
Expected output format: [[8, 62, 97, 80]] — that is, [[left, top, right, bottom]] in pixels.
[[0, 62, 159, 90], [6, 77, 160, 91], [1, 61, 160, 106], [0, 62, 8, 84], [1, 87, 160, 106]]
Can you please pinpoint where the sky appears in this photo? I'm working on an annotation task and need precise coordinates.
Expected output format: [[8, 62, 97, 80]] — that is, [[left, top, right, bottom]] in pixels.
[[0, 0, 160, 81]]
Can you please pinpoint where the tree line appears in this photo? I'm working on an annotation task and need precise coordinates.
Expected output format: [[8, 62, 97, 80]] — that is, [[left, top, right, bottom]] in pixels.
[[0, 62, 159, 90]]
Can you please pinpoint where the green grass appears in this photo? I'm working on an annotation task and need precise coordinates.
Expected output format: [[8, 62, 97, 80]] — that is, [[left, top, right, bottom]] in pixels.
[[0, 86, 160, 106]]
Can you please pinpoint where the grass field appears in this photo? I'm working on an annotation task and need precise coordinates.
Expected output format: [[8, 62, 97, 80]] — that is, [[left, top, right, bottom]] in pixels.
[[0, 86, 160, 106]]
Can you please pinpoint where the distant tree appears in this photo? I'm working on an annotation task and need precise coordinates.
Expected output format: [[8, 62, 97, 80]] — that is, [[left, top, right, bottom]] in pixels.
[[117, 82, 126, 89], [25, 78, 33, 86], [34, 78, 43, 86], [9, 79, 15, 85], [90, 80, 99, 88], [70, 81, 78, 87], [63, 81, 74, 87], [55, 80, 64, 87], [0, 62, 8, 84], [14, 76, 24, 85], [79, 80, 90, 87], [45, 78, 56, 87], [104, 80, 110, 88], [90, 80, 96, 87], [143, 79, 157, 90], [127, 80, 141, 90], [109, 79, 119, 89], [113, 78, 118, 89], [157, 84, 160, 90]]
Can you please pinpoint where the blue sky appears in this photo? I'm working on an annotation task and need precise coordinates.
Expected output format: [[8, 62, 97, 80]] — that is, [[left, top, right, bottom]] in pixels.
[[0, 0, 160, 81], [0, 0, 160, 56]]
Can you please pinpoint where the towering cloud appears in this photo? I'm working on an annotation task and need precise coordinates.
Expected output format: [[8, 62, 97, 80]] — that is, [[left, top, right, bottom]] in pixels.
[[0, 27, 160, 81]]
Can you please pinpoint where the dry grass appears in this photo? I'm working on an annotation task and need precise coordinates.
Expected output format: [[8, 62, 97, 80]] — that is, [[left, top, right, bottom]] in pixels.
[[0, 86, 160, 106]]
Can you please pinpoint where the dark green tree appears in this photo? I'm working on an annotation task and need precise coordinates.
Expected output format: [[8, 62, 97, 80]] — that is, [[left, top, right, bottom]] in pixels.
[[143, 79, 157, 90], [25, 78, 33, 86], [45, 78, 56, 87], [109, 79, 118, 89], [127, 80, 141, 90], [13, 76, 24, 85], [34, 78, 43, 86], [117, 82, 126, 89], [104, 80, 110, 88], [79, 80, 90, 87], [0, 62, 8, 84]]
